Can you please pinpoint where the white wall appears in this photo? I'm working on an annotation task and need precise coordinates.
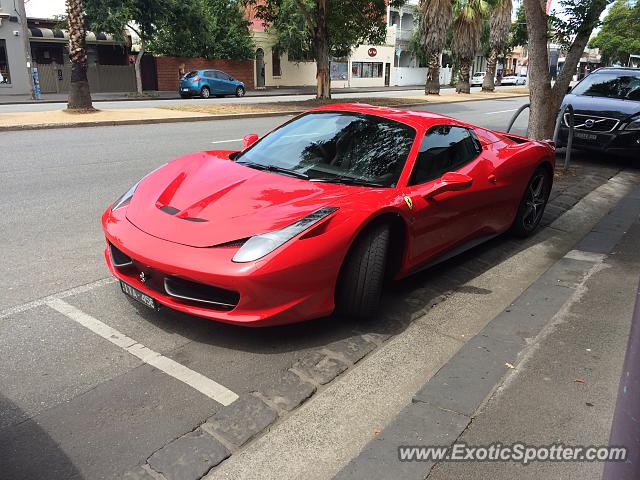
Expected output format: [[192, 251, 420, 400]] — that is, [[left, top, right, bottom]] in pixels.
[[0, 9, 31, 94], [392, 66, 452, 86]]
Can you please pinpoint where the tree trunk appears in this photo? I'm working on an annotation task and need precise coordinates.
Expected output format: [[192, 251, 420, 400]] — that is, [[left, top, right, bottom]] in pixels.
[[66, 0, 93, 110], [314, 0, 331, 99], [482, 49, 498, 92], [456, 61, 471, 94], [524, 0, 608, 139], [524, 0, 557, 138], [134, 40, 145, 94], [425, 52, 440, 95]]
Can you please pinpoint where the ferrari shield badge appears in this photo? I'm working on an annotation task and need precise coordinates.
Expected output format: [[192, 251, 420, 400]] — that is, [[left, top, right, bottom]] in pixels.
[[404, 195, 413, 210]]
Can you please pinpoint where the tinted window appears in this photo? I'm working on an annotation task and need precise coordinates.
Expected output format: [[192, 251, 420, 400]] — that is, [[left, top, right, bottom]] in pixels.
[[571, 73, 640, 101], [218, 71, 231, 81], [185, 71, 199, 78], [204, 70, 217, 79], [237, 112, 416, 187], [409, 125, 480, 185]]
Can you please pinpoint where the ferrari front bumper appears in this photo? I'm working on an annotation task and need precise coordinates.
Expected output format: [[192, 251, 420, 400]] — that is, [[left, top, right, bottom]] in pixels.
[[101, 208, 343, 326]]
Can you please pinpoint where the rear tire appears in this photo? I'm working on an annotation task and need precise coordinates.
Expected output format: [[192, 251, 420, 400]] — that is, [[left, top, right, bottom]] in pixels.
[[336, 224, 390, 319], [235, 86, 245, 97], [200, 86, 211, 99], [510, 167, 552, 238]]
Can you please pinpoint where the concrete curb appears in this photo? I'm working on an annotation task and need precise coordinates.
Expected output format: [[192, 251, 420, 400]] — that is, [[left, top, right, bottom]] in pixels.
[[0, 94, 528, 132], [335, 185, 640, 480]]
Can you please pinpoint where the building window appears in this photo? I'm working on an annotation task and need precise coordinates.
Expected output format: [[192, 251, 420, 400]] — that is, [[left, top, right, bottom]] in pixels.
[[272, 49, 281, 77], [352, 62, 383, 78], [0, 40, 11, 84]]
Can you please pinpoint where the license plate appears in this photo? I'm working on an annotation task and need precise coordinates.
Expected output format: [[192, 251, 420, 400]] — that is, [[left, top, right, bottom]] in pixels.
[[574, 131, 598, 141], [181, 88, 189, 91], [120, 280, 157, 310]]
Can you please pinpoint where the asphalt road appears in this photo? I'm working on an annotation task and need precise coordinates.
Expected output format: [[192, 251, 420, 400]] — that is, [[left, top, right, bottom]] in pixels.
[[0, 85, 520, 113], [1, 96, 623, 479]]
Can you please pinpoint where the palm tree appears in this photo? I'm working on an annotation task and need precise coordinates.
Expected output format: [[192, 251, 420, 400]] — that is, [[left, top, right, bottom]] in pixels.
[[451, 0, 487, 94], [419, 0, 453, 94], [66, 0, 94, 110], [482, 0, 512, 92]]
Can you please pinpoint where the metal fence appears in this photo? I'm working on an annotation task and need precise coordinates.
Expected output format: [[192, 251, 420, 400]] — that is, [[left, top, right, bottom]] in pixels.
[[35, 63, 137, 93]]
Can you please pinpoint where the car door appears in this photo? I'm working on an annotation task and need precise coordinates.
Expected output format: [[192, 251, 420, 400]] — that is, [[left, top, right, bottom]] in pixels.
[[402, 125, 498, 269], [204, 70, 222, 93], [216, 71, 235, 94]]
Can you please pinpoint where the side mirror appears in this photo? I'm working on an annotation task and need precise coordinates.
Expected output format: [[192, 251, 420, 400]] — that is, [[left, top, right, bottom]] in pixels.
[[242, 134, 259, 149], [424, 172, 473, 199]]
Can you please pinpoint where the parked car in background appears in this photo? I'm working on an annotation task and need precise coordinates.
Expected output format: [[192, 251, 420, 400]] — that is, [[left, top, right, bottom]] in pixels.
[[179, 69, 246, 99], [558, 67, 640, 158], [500, 74, 527, 86], [470, 71, 485, 86]]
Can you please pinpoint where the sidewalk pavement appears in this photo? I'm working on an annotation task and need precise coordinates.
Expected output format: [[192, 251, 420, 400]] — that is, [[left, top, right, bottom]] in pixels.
[[0, 89, 528, 131], [0, 84, 430, 105], [337, 185, 640, 480]]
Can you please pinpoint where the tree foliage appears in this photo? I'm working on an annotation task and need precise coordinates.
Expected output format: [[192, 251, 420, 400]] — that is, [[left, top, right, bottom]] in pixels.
[[255, 0, 390, 60], [589, 0, 640, 65], [451, 0, 488, 93], [150, 0, 253, 60]]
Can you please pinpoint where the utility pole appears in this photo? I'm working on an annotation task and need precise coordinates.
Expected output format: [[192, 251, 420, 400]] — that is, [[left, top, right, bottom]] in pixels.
[[15, 0, 36, 99]]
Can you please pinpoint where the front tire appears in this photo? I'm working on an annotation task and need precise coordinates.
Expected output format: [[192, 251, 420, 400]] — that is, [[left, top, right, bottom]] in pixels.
[[336, 224, 389, 319], [200, 86, 211, 99], [511, 167, 552, 237]]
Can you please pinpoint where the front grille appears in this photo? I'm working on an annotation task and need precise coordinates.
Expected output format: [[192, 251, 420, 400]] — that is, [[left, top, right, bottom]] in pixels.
[[109, 243, 133, 268], [164, 276, 239, 310], [565, 113, 619, 132]]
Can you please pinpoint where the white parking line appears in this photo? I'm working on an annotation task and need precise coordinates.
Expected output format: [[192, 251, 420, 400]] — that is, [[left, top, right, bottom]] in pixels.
[[0, 277, 116, 320], [210, 138, 243, 144], [46, 298, 239, 406]]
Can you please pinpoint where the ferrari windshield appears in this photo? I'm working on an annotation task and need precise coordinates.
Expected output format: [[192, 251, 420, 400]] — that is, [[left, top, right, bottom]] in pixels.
[[236, 111, 416, 187], [571, 73, 640, 101]]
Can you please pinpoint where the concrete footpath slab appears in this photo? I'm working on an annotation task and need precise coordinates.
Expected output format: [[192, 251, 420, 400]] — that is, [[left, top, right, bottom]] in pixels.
[[336, 186, 640, 480]]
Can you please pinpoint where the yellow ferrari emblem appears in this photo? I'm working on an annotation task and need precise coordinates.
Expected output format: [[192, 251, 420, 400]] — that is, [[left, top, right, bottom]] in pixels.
[[404, 195, 413, 210]]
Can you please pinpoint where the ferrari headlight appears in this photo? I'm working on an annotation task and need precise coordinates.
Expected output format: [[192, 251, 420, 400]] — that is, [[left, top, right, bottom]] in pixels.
[[111, 164, 167, 211], [232, 207, 338, 263], [622, 115, 640, 130], [111, 181, 140, 211]]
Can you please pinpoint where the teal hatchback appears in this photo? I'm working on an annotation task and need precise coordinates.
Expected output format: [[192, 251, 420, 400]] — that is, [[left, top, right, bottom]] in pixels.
[[179, 69, 246, 99]]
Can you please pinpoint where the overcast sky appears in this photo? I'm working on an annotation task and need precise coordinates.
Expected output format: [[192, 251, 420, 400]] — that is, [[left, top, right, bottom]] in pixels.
[[25, 0, 66, 18]]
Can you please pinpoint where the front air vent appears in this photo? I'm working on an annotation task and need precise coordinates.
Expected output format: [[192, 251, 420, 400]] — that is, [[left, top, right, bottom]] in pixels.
[[164, 276, 239, 310], [109, 243, 133, 268]]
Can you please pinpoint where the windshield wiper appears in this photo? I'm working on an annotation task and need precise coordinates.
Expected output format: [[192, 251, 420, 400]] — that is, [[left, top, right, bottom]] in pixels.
[[310, 176, 386, 187], [237, 161, 309, 179]]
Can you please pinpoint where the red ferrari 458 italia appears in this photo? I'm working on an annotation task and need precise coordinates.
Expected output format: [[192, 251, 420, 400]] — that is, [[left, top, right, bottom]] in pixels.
[[102, 103, 555, 326]]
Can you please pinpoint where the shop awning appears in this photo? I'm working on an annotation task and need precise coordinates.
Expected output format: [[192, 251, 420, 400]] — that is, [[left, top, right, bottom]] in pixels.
[[29, 27, 121, 45]]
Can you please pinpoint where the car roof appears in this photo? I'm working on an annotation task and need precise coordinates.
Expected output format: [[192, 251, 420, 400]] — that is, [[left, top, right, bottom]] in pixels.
[[309, 103, 464, 130], [592, 67, 640, 75]]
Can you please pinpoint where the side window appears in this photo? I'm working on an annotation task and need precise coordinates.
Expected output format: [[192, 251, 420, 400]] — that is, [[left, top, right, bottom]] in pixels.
[[218, 71, 231, 81], [409, 125, 481, 186], [204, 70, 217, 79]]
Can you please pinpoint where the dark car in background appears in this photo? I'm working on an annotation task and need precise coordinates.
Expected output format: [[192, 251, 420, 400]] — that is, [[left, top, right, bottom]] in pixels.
[[179, 69, 246, 99], [558, 67, 640, 158]]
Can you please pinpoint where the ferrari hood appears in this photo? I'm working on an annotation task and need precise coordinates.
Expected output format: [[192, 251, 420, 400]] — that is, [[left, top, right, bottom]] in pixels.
[[125, 151, 357, 248]]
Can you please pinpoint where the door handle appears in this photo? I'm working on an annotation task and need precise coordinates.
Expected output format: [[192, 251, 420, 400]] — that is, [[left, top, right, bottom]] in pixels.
[[488, 174, 497, 183]]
